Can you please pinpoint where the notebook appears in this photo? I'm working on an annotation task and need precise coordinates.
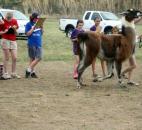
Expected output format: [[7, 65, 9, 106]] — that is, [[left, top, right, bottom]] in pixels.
[[34, 18, 46, 28]]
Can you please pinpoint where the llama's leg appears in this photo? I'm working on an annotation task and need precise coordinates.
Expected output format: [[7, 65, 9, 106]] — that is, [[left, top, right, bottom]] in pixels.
[[77, 59, 91, 88], [104, 61, 114, 79], [115, 61, 124, 85]]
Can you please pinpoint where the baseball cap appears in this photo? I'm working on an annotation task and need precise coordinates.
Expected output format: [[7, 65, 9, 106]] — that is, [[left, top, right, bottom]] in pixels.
[[31, 12, 39, 19]]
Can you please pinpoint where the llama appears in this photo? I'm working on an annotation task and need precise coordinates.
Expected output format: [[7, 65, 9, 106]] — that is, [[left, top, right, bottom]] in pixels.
[[77, 9, 142, 88]]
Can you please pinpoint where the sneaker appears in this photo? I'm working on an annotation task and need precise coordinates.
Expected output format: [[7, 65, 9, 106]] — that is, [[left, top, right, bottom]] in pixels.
[[93, 73, 102, 78], [25, 70, 31, 78], [31, 72, 38, 78], [93, 73, 98, 78], [2, 73, 11, 80], [11, 73, 21, 79], [127, 81, 139, 86]]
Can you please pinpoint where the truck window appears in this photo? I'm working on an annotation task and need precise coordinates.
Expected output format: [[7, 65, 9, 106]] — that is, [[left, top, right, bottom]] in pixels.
[[91, 13, 101, 20], [85, 12, 91, 20]]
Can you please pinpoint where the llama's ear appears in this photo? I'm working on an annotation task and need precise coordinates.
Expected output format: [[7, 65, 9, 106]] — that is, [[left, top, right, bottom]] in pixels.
[[137, 11, 142, 16], [127, 8, 134, 12]]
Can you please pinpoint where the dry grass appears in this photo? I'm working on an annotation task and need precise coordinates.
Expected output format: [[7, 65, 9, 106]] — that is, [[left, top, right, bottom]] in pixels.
[[22, 0, 142, 16]]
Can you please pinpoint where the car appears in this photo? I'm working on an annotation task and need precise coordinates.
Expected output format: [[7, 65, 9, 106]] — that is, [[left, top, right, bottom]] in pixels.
[[0, 9, 29, 39], [59, 11, 122, 37]]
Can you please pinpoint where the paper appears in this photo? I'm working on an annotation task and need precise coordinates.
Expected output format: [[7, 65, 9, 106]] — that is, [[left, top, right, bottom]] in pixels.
[[34, 18, 46, 28]]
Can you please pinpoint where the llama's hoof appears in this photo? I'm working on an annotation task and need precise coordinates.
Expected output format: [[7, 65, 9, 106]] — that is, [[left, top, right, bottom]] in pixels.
[[97, 77, 104, 82], [77, 82, 86, 88], [120, 83, 127, 88], [81, 83, 86, 86], [103, 74, 112, 80], [77, 82, 81, 89], [118, 80, 126, 88]]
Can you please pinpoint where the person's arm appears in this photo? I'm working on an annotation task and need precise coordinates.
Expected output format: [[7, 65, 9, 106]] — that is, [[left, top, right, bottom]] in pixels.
[[71, 29, 78, 42], [25, 23, 35, 36], [0, 29, 8, 35], [26, 26, 35, 36], [0, 21, 8, 35], [0, 19, 4, 24], [13, 19, 19, 29]]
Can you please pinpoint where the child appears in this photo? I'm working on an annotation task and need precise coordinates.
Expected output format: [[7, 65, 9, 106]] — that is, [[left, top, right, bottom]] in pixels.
[[90, 17, 106, 81], [0, 12, 20, 79], [25, 12, 43, 78], [71, 20, 84, 79], [121, 16, 142, 86], [111, 26, 119, 34]]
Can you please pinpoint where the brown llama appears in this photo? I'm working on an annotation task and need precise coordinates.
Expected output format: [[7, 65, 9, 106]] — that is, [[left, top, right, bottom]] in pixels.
[[77, 9, 142, 88]]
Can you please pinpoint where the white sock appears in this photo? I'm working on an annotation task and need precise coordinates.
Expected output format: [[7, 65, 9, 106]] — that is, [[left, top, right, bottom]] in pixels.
[[31, 70, 35, 74], [27, 67, 31, 72]]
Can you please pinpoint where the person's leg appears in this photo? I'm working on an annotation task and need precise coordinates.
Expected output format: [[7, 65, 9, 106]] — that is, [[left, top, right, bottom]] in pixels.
[[127, 55, 137, 82], [9, 41, 20, 78], [2, 49, 10, 74], [10, 49, 17, 74], [122, 55, 136, 78], [122, 55, 138, 85], [73, 55, 79, 79], [92, 58, 97, 77], [26, 58, 34, 72], [2, 49, 11, 79], [29, 58, 41, 70], [10, 49, 20, 78], [25, 46, 33, 78], [1, 39, 11, 79], [26, 47, 41, 78], [30, 47, 42, 78], [26, 59, 40, 78], [1, 39, 10, 74]]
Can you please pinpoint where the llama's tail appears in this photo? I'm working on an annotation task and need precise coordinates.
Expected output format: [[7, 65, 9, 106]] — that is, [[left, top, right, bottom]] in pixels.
[[77, 32, 89, 60]]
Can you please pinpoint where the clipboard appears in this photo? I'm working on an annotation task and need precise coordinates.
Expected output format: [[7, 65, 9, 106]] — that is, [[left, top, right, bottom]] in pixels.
[[34, 18, 46, 28]]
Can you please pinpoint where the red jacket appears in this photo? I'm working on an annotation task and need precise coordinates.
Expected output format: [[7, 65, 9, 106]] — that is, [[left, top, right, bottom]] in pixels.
[[2, 18, 19, 41]]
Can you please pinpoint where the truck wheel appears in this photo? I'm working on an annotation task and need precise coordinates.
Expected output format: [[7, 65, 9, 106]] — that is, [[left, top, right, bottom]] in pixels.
[[66, 28, 74, 38]]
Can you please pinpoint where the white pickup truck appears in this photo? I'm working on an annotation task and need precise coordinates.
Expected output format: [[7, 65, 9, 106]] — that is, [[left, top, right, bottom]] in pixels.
[[59, 11, 122, 37]]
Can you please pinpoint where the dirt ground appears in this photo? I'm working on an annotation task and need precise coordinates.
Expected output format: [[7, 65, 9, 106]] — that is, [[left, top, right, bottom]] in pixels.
[[0, 61, 142, 130]]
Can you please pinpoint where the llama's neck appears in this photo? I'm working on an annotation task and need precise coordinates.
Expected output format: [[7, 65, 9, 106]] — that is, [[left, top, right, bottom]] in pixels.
[[121, 17, 136, 44], [121, 17, 135, 29]]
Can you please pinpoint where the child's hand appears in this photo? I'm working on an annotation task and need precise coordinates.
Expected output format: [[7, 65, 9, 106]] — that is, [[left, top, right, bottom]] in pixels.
[[32, 25, 35, 30], [12, 25, 18, 29], [4, 29, 8, 33]]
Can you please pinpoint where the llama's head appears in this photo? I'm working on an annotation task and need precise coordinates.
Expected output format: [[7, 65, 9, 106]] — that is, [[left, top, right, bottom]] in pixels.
[[120, 9, 142, 22]]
